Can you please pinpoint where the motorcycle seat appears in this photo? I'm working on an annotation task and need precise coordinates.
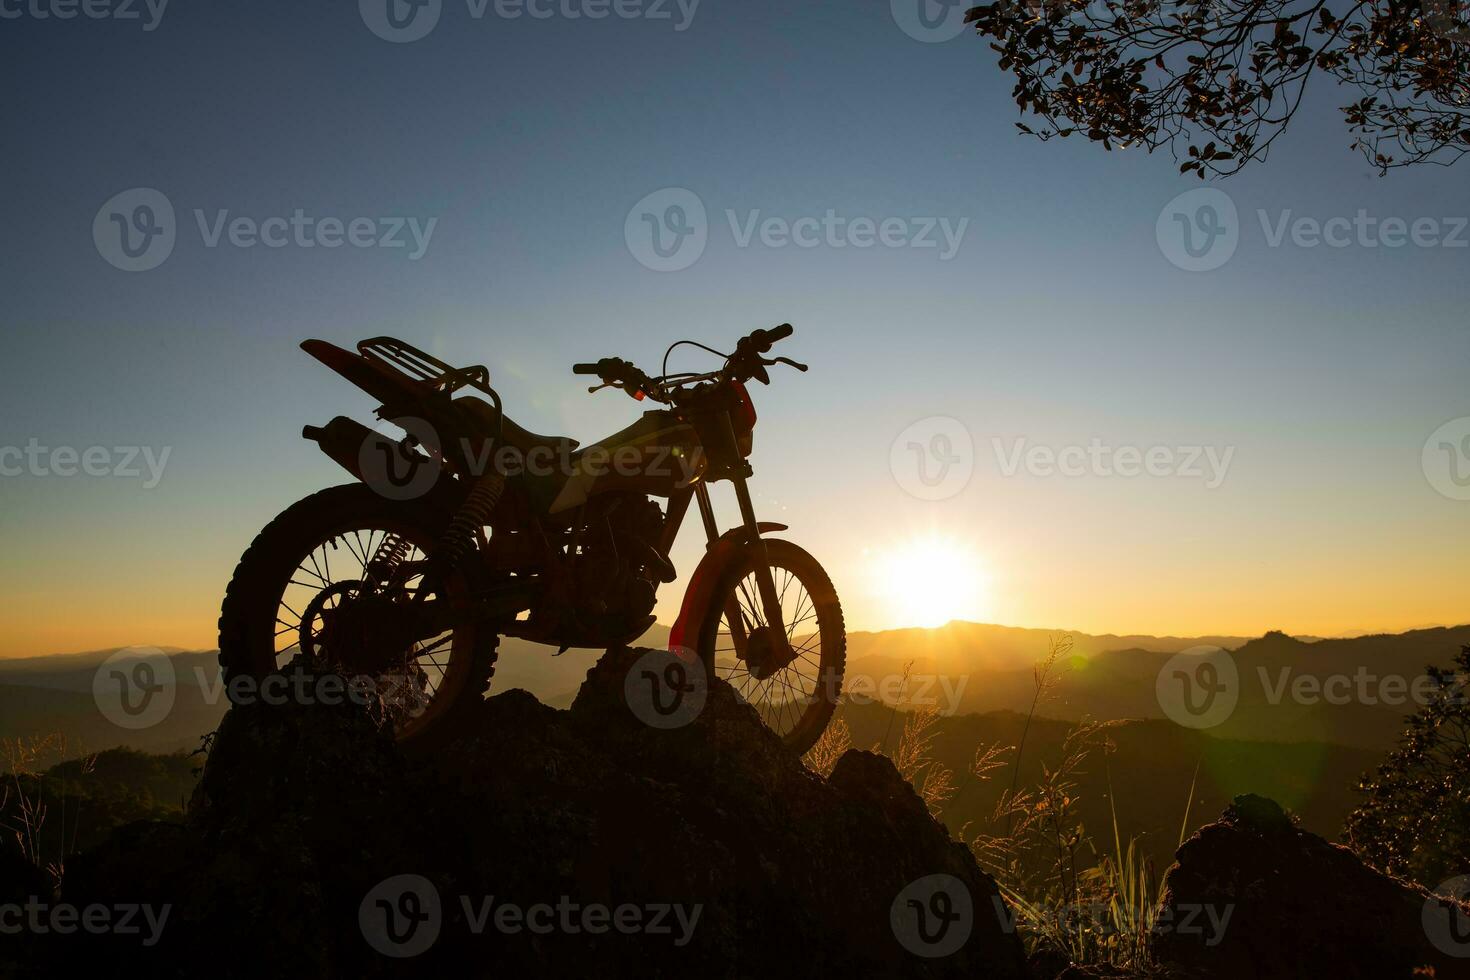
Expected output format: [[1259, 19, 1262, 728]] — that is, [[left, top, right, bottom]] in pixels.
[[454, 396, 580, 453]]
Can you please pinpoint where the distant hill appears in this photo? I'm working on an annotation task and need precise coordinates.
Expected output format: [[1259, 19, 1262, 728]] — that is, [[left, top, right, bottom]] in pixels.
[[3, 622, 1464, 755], [836, 699, 1381, 875], [843, 624, 1470, 750]]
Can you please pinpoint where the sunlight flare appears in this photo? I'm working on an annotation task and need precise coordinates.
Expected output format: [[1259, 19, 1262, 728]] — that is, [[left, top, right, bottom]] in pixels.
[[872, 535, 991, 629]]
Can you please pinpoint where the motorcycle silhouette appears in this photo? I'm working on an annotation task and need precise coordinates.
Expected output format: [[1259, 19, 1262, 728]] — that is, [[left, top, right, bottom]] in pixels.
[[218, 324, 846, 753]]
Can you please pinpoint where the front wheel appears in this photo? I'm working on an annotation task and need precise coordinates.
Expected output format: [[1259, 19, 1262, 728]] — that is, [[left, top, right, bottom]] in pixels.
[[695, 538, 846, 755]]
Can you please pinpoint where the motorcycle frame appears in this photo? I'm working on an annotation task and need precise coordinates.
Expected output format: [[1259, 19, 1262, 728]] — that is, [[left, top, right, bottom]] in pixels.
[[300, 337, 792, 657]]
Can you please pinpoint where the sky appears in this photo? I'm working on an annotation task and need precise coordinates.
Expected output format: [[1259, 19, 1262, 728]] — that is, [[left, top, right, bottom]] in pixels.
[[2, 0, 1468, 657]]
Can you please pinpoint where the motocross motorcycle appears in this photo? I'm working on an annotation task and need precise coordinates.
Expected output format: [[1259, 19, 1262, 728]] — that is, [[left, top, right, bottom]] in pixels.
[[218, 324, 846, 753]]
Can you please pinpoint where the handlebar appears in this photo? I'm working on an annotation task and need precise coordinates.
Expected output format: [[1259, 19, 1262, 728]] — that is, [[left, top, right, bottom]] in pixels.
[[573, 323, 800, 401]]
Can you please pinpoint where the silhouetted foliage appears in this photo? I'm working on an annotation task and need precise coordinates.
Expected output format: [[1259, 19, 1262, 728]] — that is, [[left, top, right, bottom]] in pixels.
[[966, 0, 1470, 174], [1345, 645, 1470, 886]]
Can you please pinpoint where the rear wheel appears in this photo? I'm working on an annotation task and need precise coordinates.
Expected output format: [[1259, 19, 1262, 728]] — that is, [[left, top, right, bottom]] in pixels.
[[695, 539, 846, 755], [218, 483, 497, 750]]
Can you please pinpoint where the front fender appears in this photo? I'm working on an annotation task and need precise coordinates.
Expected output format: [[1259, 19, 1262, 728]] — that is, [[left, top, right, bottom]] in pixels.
[[667, 522, 787, 652]]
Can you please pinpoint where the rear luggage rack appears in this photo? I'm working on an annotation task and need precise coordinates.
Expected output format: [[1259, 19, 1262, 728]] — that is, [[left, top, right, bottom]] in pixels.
[[357, 337, 491, 394]]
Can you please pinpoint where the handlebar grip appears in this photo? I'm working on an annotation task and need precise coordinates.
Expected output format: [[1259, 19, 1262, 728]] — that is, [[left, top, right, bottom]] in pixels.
[[572, 363, 601, 376], [741, 323, 794, 355]]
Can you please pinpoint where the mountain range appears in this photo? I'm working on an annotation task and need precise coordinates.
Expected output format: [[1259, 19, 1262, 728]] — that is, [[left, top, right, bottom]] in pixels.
[[2, 621, 1465, 756]]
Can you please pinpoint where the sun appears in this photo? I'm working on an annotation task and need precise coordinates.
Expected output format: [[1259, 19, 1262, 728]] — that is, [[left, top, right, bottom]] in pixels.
[[871, 535, 991, 629]]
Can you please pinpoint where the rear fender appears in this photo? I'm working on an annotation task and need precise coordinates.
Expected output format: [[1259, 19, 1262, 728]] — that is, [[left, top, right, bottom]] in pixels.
[[302, 339, 428, 410], [667, 522, 788, 652], [303, 339, 490, 477]]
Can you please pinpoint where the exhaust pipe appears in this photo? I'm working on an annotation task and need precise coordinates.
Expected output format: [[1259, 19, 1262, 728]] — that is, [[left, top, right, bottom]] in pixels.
[[302, 416, 380, 481]]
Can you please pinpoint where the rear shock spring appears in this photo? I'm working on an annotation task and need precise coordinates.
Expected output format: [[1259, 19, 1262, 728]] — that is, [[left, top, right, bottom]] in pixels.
[[365, 533, 413, 589], [438, 472, 507, 567]]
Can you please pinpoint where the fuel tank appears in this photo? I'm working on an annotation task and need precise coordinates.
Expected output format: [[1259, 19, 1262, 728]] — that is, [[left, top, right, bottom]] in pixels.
[[547, 409, 706, 514]]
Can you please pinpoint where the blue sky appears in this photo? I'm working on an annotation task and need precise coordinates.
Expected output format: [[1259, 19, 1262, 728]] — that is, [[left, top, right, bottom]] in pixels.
[[2, 0, 1468, 654]]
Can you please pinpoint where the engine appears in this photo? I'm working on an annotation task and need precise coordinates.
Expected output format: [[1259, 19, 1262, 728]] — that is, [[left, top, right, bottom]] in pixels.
[[569, 493, 669, 627]]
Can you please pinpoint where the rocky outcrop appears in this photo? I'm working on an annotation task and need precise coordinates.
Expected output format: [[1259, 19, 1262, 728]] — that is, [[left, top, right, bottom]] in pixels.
[[1153, 794, 1470, 980], [17, 648, 1027, 978]]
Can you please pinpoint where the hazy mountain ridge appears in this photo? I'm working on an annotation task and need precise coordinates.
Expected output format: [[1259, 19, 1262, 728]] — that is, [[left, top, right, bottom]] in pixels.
[[3, 622, 1464, 754]]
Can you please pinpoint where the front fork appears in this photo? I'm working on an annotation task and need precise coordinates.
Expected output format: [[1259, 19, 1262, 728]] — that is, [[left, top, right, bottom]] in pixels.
[[692, 417, 791, 660]]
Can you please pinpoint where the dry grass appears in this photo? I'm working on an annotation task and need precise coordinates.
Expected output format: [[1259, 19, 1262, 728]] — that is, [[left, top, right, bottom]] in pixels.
[[803, 715, 851, 779], [964, 635, 1194, 973], [1, 733, 95, 889], [888, 703, 956, 816]]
